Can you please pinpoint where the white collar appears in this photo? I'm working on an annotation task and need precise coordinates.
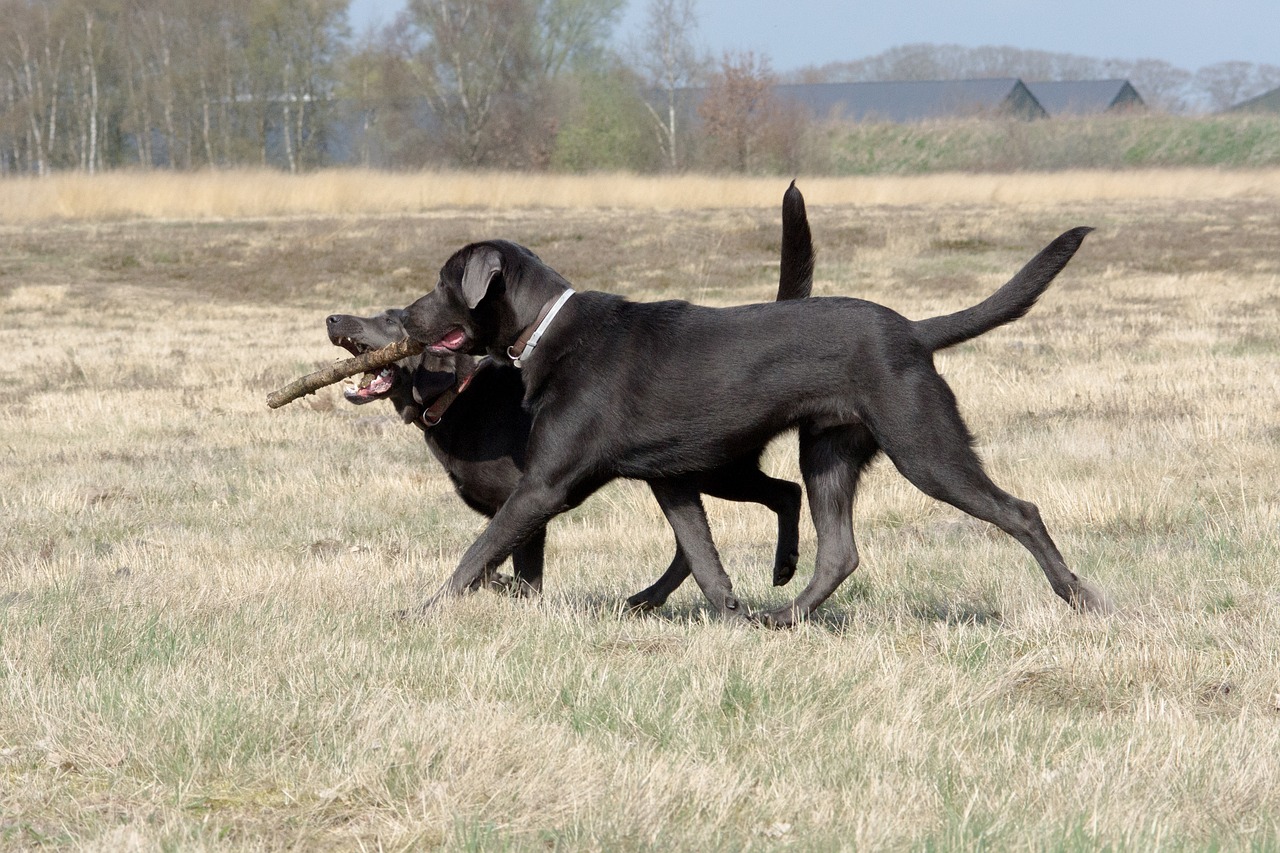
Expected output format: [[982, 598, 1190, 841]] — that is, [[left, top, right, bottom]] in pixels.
[[508, 289, 574, 369]]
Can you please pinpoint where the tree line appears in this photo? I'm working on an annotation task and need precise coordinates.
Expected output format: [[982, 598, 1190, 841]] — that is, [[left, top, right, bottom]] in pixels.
[[2, 0, 353, 174], [3, 0, 1276, 176]]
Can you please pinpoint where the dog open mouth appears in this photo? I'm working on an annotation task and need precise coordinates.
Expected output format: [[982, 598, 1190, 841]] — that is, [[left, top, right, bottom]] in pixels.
[[428, 328, 469, 354], [332, 335, 398, 403], [342, 366, 395, 402]]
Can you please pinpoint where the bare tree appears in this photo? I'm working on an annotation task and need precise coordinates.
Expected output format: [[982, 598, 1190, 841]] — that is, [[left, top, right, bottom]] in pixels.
[[406, 0, 621, 167], [1196, 61, 1274, 111], [72, 7, 99, 172], [340, 16, 444, 167], [342, 27, 391, 167], [118, 0, 200, 169], [182, 0, 248, 168], [406, 0, 532, 165], [1126, 59, 1192, 113], [3, 1, 67, 174], [1257, 64, 1280, 97], [248, 0, 348, 172], [537, 0, 625, 78], [697, 50, 775, 172], [633, 0, 703, 170]]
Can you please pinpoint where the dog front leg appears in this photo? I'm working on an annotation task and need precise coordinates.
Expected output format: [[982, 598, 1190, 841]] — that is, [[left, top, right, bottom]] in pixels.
[[411, 480, 568, 615], [648, 479, 752, 622], [625, 542, 691, 612]]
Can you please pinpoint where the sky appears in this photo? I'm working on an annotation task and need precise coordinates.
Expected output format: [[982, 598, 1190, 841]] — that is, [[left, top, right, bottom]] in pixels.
[[347, 0, 1277, 73]]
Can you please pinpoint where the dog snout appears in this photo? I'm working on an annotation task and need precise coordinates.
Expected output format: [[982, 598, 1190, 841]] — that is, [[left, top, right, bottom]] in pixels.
[[402, 300, 432, 343], [326, 314, 360, 345]]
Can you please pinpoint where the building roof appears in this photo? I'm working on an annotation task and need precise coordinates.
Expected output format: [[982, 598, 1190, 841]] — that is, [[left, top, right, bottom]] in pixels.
[[1025, 80, 1146, 116], [1228, 86, 1280, 114], [771, 78, 1048, 122]]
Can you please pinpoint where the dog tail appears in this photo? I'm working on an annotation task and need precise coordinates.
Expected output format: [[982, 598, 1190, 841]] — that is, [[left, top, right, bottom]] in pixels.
[[912, 226, 1093, 352], [776, 180, 814, 302]]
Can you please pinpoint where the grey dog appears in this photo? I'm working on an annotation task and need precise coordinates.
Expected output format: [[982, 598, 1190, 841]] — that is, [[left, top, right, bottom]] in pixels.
[[402, 200, 1107, 624], [330, 183, 816, 607]]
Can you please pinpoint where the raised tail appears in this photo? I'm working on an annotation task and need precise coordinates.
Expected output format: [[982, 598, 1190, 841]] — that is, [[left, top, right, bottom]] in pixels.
[[776, 180, 815, 302], [912, 226, 1093, 352]]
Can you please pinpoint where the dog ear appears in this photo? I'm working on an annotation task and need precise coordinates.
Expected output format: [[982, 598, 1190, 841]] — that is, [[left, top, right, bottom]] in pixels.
[[462, 247, 502, 309]]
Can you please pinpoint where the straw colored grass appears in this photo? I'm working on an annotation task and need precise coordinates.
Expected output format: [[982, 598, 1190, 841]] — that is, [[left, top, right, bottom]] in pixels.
[[1, 180, 1278, 850], [4, 167, 1280, 223]]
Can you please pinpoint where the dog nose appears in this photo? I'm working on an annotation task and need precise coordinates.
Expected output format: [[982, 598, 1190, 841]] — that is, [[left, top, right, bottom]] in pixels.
[[326, 315, 339, 328]]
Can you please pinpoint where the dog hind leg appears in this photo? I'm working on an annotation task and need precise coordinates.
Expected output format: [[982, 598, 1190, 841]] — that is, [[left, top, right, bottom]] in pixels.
[[700, 467, 803, 586], [624, 465, 802, 611], [510, 527, 547, 596], [872, 373, 1111, 614], [761, 424, 879, 628]]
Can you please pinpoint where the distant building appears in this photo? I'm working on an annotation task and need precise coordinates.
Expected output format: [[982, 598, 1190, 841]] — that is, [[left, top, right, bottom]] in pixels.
[[1227, 86, 1280, 114], [771, 78, 1049, 122], [1025, 80, 1146, 116], [662, 78, 1157, 130]]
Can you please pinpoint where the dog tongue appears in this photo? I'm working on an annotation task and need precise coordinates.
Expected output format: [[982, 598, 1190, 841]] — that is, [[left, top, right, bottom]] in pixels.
[[437, 329, 467, 350]]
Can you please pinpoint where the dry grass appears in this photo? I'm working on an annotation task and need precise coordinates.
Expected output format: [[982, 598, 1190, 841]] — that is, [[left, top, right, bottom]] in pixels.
[[4, 167, 1280, 223], [1, 177, 1279, 850]]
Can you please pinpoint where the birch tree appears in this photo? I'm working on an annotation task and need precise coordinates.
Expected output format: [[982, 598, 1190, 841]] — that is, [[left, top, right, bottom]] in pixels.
[[632, 0, 703, 170]]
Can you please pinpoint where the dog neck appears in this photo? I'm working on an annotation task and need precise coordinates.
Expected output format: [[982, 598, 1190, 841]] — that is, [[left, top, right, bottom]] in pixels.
[[420, 357, 487, 428], [507, 289, 574, 369]]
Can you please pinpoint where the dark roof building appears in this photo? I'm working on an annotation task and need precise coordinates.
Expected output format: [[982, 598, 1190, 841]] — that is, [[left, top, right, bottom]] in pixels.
[[1025, 80, 1146, 116], [771, 78, 1049, 122], [1227, 86, 1280, 114]]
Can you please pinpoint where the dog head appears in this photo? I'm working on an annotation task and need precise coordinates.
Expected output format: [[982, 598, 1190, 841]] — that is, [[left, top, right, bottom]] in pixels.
[[326, 309, 469, 423], [403, 240, 572, 361]]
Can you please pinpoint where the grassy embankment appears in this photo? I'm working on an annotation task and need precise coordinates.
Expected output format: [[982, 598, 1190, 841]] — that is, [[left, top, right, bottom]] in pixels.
[[820, 113, 1280, 174]]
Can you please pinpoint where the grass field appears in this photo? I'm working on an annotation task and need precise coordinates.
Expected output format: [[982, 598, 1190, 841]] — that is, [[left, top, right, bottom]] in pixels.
[[5, 167, 1280, 223], [1, 172, 1278, 850]]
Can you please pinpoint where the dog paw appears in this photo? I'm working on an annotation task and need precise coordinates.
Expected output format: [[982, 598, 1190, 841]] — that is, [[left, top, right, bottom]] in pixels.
[[480, 572, 516, 593], [756, 605, 803, 630], [391, 593, 444, 621], [624, 596, 665, 612], [1073, 580, 1115, 615], [623, 591, 667, 613], [719, 595, 759, 625]]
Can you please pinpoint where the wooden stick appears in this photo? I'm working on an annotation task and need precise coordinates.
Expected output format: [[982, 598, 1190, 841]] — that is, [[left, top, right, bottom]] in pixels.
[[266, 338, 425, 409]]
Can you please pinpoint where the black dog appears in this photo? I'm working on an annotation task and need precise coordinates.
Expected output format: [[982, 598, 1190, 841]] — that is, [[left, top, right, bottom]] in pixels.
[[327, 183, 816, 606], [402, 197, 1108, 624]]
